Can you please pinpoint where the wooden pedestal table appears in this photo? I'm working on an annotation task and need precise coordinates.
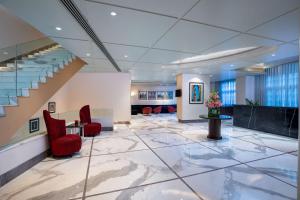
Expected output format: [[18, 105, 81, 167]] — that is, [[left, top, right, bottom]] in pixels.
[[199, 115, 232, 140]]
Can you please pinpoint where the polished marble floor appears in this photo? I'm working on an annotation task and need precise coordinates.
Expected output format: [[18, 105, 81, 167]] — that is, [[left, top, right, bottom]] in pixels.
[[0, 114, 298, 200]]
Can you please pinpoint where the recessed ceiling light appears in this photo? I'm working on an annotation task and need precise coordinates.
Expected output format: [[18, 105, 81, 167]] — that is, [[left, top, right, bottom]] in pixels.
[[110, 11, 117, 16], [124, 55, 128, 58], [230, 64, 235, 67], [3, 52, 8, 55], [55, 27, 62, 31], [86, 53, 91, 57], [271, 54, 276, 57]]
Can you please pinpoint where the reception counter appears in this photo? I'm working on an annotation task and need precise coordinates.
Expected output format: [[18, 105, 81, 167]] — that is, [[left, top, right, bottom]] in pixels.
[[233, 105, 298, 138]]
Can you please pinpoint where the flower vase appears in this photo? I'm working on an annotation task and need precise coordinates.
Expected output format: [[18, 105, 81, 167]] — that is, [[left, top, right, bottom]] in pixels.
[[208, 108, 220, 117]]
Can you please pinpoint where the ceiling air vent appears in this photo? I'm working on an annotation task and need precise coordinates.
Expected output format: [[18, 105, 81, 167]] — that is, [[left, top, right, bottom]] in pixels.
[[59, 0, 121, 72]]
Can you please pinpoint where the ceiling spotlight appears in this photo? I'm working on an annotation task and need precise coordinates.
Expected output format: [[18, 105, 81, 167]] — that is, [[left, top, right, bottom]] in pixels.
[[271, 54, 276, 57], [55, 27, 62, 31], [86, 53, 91, 57], [124, 55, 128, 58], [110, 11, 117, 16], [230, 64, 235, 67], [3, 52, 8, 55]]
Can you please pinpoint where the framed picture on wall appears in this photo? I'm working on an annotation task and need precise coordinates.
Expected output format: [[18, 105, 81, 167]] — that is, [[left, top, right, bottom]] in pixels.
[[48, 102, 56, 113], [138, 91, 148, 100], [189, 82, 204, 104], [156, 91, 165, 100], [29, 118, 39, 133], [148, 91, 156, 100], [167, 91, 174, 100]]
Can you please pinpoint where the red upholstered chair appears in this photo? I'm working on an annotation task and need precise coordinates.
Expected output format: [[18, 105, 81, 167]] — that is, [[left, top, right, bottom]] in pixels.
[[79, 105, 101, 137], [43, 110, 81, 156], [167, 106, 176, 113], [142, 107, 152, 115], [153, 106, 162, 114]]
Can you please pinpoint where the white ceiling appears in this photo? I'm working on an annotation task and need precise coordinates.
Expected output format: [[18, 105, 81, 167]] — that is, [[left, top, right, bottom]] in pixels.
[[0, 0, 299, 83]]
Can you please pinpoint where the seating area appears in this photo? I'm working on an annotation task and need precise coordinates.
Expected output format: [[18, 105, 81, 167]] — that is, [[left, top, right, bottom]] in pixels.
[[0, 1, 299, 200]]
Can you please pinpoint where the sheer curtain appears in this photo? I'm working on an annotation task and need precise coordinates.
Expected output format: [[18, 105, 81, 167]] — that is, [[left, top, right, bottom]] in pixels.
[[255, 61, 299, 107], [220, 80, 236, 106]]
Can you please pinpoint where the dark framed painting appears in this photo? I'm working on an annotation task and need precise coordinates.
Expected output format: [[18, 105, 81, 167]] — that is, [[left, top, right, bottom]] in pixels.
[[29, 118, 40, 133], [138, 91, 147, 100], [48, 102, 56, 113], [147, 91, 156, 100], [189, 82, 204, 104]]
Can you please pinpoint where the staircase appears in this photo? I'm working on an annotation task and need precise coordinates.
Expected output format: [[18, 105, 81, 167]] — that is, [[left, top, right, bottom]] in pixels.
[[0, 43, 75, 117]]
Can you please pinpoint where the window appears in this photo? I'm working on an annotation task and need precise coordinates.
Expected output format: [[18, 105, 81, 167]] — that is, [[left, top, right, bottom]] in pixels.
[[261, 62, 298, 107], [220, 80, 236, 106]]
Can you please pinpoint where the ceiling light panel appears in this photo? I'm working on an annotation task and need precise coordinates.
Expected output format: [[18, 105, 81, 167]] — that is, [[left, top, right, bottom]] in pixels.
[[76, 1, 176, 47], [155, 20, 238, 53], [1, 0, 90, 40], [248, 9, 300, 42], [88, 0, 198, 18], [104, 43, 148, 61], [184, 0, 300, 32]]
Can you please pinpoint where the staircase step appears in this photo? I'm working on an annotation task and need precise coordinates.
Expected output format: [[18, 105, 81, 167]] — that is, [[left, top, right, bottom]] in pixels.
[[0, 88, 29, 97], [0, 96, 17, 106], [0, 106, 5, 117]]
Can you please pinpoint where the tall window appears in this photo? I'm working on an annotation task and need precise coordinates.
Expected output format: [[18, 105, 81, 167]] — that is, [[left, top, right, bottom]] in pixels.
[[220, 80, 236, 106], [255, 61, 298, 107]]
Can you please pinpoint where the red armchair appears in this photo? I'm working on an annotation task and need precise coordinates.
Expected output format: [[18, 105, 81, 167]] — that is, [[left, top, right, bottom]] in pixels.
[[153, 106, 162, 114], [142, 107, 152, 115], [79, 105, 101, 137], [168, 106, 176, 113], [43, 110, 81, 156]]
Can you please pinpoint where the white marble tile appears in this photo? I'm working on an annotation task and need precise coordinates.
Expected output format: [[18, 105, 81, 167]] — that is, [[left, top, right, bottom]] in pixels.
[[0, 157, 89, 200], [154, 143, 240, 177], [85, 179, 199, 200], [138, 133, 194, 148], [222, 126, 259, 138], [96, 129, 135, 138], [184, 164, 297, 200], [201, 137, 283, 163], [247, 154, 298, 187], [86, 150, 177, 196], [238, 133, 298, 153], [92, 135, 148, 155]]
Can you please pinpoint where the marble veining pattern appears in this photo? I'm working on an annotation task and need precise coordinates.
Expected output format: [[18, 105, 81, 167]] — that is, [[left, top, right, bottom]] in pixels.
[[0, 113, 297, 200]]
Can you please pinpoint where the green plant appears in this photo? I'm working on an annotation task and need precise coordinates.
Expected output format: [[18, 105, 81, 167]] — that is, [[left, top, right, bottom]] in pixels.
[[245, 98, 260, 106]]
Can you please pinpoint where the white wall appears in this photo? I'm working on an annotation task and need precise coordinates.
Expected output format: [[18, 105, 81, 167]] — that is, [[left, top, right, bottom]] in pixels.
[[236, 75, 255, 104], [36, 72, 131, 122], [176, 74, 210, 121], [131, 84, 176, 105]]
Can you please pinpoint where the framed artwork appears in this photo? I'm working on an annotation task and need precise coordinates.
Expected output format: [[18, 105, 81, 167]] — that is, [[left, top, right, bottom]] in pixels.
[[48, 102, 56, 113], [138, 91, 147, 100], [189, 82, 204, 104], [167, 91, 174, 100], [29, 118, 40, 133], [147, 91, 156, 100], [156, 91, 165, 100]]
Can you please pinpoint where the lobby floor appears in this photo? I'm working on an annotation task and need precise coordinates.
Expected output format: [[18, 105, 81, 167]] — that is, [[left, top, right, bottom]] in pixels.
[[0, 114, 298, 200]]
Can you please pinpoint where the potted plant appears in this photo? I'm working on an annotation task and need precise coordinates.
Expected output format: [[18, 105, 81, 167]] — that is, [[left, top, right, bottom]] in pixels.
[[205, 91, 222, 117]]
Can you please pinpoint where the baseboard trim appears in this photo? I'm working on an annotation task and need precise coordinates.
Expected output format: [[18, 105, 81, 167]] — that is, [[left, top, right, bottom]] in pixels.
[[178, 119, 208, 123], [102, 127, 113, 131], [0, 150, 49, 187], [114, 121, 130, 124]]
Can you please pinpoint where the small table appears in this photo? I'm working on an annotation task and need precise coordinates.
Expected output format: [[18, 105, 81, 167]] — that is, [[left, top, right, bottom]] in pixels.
[[66, 123, 85, 138], [199, 115, 232, 140]]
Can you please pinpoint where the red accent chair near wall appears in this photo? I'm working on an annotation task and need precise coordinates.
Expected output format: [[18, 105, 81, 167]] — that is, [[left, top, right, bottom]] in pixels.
[[43, 110, 81, 156], [142, 107, 152, 115], [153, 106, 162, 114], [79, 105, 101, 137], [167, 106, 176, 113]]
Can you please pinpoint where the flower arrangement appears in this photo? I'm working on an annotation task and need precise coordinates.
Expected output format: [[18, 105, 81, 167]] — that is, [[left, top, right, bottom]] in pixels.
[[205, 91, 222, 117]]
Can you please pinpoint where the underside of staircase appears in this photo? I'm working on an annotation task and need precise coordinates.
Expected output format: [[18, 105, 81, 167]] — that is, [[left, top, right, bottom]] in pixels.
[[0, 44, 86, 147]]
